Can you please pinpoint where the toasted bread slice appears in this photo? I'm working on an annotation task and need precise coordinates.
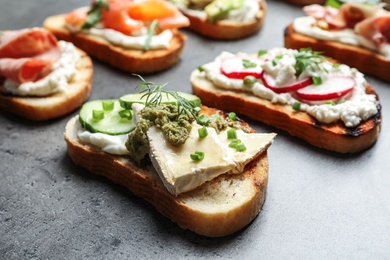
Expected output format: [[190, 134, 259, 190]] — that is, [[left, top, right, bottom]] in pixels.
[[0, 49, 93, 121], [191, 69, 381, 153], [64, 106, 269, 237], [284, 23, 390, 82], [180, 0, 267, 40], [43, 14, 186, 73]]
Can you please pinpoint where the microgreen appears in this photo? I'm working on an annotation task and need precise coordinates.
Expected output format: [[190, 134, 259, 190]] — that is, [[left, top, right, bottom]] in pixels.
[[242, 59, 257, 69], [294, 48, 325, 77]]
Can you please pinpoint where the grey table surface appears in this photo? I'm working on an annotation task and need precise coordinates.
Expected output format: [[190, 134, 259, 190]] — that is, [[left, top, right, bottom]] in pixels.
[[1, 0, 390, 259]]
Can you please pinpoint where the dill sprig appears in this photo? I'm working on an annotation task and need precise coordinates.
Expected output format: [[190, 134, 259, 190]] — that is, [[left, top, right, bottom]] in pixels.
[[81, 0, 109, 30], [133, 74, 199, 119], [294, 48, 326, 76], [144, 20, 160, 51]]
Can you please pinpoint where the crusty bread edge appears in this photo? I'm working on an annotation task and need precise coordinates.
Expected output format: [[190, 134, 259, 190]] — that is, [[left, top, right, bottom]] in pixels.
[[182, 0, 267, 40], [64, 110, 269, 237], [286, 0, 326, 5], [43, 14, 187, 73], [0, 48, 93, 121], [191, 69, 381, 153], [284, 23, 390, 82]]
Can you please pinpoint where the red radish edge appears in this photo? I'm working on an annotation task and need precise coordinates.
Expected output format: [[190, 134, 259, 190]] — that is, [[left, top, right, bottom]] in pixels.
[[220, 57, 263, 79], [260, 71, 313, 94], [296, 76, 355, 101]]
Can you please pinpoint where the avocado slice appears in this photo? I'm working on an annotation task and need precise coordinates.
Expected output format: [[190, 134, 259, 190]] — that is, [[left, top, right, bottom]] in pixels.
[[205, 0, 244, 22]]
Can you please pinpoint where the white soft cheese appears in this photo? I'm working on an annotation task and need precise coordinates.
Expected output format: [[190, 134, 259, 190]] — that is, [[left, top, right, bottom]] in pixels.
[[202, 48, 379, 127], [176, 0, 259, 22], [293, 16, 390, 59], [132, 103, 275, 195], [87, 28, 173, 50], [78, 130, 130, 155], [3, 41, 79, 96]]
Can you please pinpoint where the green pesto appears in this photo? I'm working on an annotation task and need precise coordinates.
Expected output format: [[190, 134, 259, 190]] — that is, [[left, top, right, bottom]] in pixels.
[[125, 104, 195, 162]]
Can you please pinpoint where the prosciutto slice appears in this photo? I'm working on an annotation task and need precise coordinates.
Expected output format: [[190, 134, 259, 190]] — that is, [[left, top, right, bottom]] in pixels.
[[0, 28, 61, 83]]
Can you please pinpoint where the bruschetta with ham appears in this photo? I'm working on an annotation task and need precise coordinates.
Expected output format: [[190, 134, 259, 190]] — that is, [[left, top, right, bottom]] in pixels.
[[0, 28, 93, 121], [191, 47, 381, 153], [43, 0, 189, 73], [284, 2, 390, 82]]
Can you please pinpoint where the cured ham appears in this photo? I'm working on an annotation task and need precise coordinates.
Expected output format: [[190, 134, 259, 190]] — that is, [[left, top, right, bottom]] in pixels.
[[0, 28, 60, 83], [304, 3, 390, 48]]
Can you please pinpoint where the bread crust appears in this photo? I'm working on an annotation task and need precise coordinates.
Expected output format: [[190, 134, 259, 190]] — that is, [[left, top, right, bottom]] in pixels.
[[181, 0, 267, 40], [43, 14, 187, 73], [284, 23, 390, 82], [0, 49, 93, 121], [191, 69, 381, 153], [64, 106, 269, 237]]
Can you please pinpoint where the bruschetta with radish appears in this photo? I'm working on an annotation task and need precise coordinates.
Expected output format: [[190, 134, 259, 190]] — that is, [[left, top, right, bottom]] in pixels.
[[0, 28, 93, 121], [191, 47, 381, 153], [284, 2, 390, 82], [171, 0, 267, 40], [43, 0, 189, 73]]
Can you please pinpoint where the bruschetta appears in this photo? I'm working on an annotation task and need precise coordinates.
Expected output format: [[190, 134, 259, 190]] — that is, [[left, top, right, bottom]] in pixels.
[[284, 2, 390, 82], [0, 27, 93, 121], [64, 83, 276, 237], [43, 0, 189, 73], [172, 0, 267, 39], [191, 47, 381, 153]]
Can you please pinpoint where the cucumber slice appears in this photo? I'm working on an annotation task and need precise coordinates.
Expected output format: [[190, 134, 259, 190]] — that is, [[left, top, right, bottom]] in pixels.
[[119, 92, 202, 109], [79, 99, 135, 135]]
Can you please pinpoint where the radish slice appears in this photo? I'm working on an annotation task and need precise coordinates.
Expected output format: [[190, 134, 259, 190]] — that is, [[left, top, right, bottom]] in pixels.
[[221, 56, 263, 79], [260, 71, 313, 94], [296, 76, 355, 101]]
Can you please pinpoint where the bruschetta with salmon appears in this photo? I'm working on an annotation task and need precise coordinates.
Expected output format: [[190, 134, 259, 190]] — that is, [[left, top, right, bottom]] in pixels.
[[43, 0, 189, 73], [0, 28, 93, 121], [284, 2, 390, 82], [191, 47, 381, 153]]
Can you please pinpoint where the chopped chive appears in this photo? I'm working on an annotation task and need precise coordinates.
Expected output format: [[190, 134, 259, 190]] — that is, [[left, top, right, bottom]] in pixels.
[[326, 100, 335, 105], [312, 76, 322, 85], [193, 106, 201, 114], [102, 100, 114, 111], [190, 151, 205, 161], [92, 109, 104, 121], [118, 109, 133, 120], [198, 126, 208, 138], [258, 50, 268, 56], [227, 128, 237, 139], [243, 76, 257, 87], [197, 114, 210, 126], [228, 112, 237, 121], [229, 139, 241, 148], [292, 102, 301, 111], [242, 59, 257, 68], [197, 66, 204, 72], [236, 143, 247, 152]]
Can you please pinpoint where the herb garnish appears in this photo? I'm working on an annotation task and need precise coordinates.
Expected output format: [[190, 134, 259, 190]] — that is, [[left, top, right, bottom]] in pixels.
[[242, 59, 257, 68], [325, 0, 380, 8], [134, 74, 199, 119], [144, 20, 160, 51], [81, 0, 109, 30], [294, 48, 325, 77]]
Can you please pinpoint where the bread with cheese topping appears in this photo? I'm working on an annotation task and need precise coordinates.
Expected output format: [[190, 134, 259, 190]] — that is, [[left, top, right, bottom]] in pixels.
[[43, 14, 186, 74], [191, 69, 381, 153], [284, 24, 390, 82], [0, 49, 93, 121], [179, 0, 267, 40], [64, 106, 270, 237], [286, 0, 325, 5]]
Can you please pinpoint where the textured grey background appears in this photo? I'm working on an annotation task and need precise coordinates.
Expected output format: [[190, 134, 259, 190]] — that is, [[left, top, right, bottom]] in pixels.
[[1, 0, 390, 259]]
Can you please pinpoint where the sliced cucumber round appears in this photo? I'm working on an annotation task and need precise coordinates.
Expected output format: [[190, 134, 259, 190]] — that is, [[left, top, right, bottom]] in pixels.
[[79, 99, 135, 135], [119, 92, 202, 109]]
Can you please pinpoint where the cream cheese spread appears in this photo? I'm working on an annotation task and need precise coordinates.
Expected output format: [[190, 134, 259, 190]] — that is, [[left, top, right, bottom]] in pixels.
[[201, 48, 379, 128], [3, 41, 80, 96], [293, 16, 390, 59]]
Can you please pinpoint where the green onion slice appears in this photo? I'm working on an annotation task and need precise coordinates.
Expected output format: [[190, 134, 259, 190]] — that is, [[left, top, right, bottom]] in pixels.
[[228, 112, 237, 121], [119, 109, 133, 120], [236, 143, 247, 152], [197, 114, 210, 126], [227, 128, 237, 139], [292, 102, 301, 111], [102, 100, 114, 111], [93, 109, 104, 121], [190, 151, 205, 161], [312, 76, 322, 86], [198, 126, 208, 138], [243, 76, 257, 87]]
